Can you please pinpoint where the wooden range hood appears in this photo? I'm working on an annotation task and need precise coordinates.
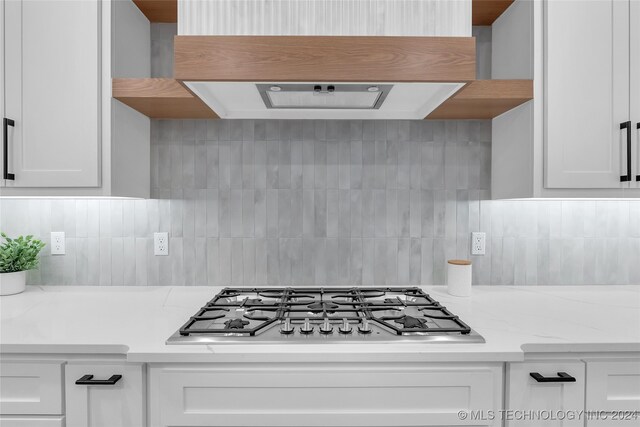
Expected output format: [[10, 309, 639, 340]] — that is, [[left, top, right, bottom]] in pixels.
[[167, 0, 477, 120], [173, 35, 477, 120], [115, 0, 532, 120], [174, 36, 476, 83]]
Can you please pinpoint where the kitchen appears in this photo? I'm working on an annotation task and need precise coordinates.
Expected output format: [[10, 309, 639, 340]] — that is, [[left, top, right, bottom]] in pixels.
[[0, 0, 639, 426]]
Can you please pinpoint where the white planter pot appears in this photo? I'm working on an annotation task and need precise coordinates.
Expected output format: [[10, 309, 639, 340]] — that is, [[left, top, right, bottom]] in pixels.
[[0, 271, 27, 296]]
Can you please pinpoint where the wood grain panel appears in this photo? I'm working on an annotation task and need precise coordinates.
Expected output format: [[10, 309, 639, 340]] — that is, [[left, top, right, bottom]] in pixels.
[[426, 79, 532, 119], [112, 78, 217, 119], [473, 0, 514, 25], [174, 36, 476, 82], [132, 0, 176, 23]]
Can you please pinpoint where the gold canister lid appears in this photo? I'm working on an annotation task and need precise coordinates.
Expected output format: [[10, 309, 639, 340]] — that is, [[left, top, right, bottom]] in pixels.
[[447, 259, 472, 266]]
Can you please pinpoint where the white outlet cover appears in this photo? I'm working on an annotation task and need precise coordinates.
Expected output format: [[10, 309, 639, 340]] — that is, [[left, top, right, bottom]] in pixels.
[[471, 232, 486, 256], [154, 232, 169, 256], [51, 231, 65, 255]]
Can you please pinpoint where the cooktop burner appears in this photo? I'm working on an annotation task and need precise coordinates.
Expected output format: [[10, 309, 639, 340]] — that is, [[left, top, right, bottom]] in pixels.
[[167, 287, 485, 344], [394, 315, 427, 329]]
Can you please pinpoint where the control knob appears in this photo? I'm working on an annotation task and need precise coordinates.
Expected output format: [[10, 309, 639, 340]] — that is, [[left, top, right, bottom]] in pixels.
[[339, 318, 352, 334], [319, 318, 333, 334], [280, 318, 294, 334], [300, 318, 314, 334], [358, 318, 372, 334]]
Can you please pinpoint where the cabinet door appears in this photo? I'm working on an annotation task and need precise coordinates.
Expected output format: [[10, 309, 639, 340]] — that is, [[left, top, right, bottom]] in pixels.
[[65, 363, 145, 427], [632, 0, 640, 188], [586, 359, 640, 426], [545, 0, 630, 188], [0, 416, 65, 427], [0, 361, 64, 415], [150, 364, 503, 426], [3, 0, 100, 187], [506, 361, 585, 427]]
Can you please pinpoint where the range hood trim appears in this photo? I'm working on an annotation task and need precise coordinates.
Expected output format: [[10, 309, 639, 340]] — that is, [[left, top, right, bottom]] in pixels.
[[184, 81, 466, 120]]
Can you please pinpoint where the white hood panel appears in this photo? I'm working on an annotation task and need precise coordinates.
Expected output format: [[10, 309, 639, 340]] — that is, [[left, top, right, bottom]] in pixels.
[[185, 82, 465, 120], [179, 0, 471, 37]]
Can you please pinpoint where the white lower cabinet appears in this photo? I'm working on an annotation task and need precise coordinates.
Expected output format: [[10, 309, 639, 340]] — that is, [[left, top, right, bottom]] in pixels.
[[0, 416, 65, 427], [64, 362, 146, 427], [1, 355, 638, 427], [0, 361, 64, 415], [505, 361, 585, 427], [148, 363, 504, 427], [585, 359, 640, 426]]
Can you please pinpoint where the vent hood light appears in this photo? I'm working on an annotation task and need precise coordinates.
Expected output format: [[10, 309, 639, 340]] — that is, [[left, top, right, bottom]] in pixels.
[[257, 84, 392, 110]]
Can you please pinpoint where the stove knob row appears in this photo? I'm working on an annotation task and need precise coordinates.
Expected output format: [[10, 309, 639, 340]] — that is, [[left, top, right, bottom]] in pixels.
[[282, 318, 372, 335]]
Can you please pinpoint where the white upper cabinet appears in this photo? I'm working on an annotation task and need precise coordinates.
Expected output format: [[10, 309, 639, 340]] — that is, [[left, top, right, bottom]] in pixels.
[[1, 0, 150, 197], [3, 0, 100, 187], [545, 0, 630, 189], [492, 0, 640, 198], [632, 0, 640, 189]]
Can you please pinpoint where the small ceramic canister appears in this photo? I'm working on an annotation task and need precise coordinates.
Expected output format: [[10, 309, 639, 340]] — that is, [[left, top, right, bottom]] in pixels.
[[447, 259, 472, 297]]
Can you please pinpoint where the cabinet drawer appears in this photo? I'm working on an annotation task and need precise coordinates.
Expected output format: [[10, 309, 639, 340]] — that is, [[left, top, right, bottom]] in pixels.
[[586, 359, 640, 426], [506, 361, 585, 427], [0, 416, 65, 427], [0, 361, 64, 415], [150, 363, 503, 427]]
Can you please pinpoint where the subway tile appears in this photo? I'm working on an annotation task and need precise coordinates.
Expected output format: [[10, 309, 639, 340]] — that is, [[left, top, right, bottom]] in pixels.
[[135, 238, 148, 285], [63, 238, 76, 285], [326, 140, 339, 189], [171, 237, 184, 286], [255, 238, 268, 285], [398, 238, 410, 284], [230, 141, 243, 190], [291, 140, 303, 190], [231, 238, 243, 285], [123, 237, 136, 286], [290, 238, 303, 285]]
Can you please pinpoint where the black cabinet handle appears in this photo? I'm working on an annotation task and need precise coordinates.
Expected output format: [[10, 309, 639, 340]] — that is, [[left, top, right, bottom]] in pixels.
[[621, 121, 632, 182], [529, 372, 576, 383], [3, 118, 15, 180], [637, 122, 640, 182], [75, 374, 122, 385]]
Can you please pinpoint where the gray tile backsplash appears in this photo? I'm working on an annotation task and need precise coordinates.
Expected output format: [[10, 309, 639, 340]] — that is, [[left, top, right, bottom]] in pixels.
[[2, 119, 639, 286]]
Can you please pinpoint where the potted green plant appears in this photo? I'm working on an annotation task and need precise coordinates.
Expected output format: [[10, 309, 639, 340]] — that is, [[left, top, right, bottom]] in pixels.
[[0, 232, 45, 296]]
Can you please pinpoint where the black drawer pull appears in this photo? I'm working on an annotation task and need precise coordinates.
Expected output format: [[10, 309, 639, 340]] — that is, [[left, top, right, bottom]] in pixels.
[[3, 118, 15, 180], [530, 372, 576, 383], [75, 374, 122, 385], [621, 121, 632, 182]]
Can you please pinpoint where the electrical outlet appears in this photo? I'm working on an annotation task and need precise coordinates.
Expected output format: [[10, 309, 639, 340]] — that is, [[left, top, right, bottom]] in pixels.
[[51, 232, 65, 255], [154, 232, 169, 256], [471, 232, 486, 255]]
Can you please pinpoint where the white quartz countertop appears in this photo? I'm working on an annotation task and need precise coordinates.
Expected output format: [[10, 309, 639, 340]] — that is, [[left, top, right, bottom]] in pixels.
[[1, 285, 639, 363]]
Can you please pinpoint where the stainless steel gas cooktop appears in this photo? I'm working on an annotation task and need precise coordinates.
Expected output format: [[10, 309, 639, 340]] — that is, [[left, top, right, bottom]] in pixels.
[[167, 287, 485, 344]]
